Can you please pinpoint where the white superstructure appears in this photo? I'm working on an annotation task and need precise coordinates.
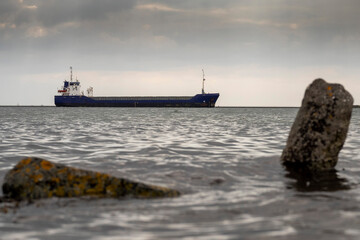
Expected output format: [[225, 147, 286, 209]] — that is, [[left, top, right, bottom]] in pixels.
[[57, 67, 93, 97]]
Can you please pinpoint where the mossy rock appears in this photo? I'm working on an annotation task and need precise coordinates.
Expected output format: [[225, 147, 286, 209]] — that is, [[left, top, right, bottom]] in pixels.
[[2, 157, 180, 201]]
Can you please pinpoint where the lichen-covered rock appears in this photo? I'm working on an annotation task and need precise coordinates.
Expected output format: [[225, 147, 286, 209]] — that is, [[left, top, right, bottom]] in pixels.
[[2, 157, 180, 201], [281, 79, 353, 171]]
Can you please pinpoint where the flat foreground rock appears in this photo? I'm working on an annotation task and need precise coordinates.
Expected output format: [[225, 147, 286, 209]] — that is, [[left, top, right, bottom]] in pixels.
[[2, 157, 180, 201], [281, 79, 353, 171]]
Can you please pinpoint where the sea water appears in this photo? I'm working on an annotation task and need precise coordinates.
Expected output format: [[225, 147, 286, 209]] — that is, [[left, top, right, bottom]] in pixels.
[[0, 107, 360, 240]]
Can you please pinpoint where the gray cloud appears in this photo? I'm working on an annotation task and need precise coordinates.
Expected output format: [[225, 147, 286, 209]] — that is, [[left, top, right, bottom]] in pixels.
[[0, 0, 19, 18], [1, 0, 360, 71], [35, 0, 135, 27]]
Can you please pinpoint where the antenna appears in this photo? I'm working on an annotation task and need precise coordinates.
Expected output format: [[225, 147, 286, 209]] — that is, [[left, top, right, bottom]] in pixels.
[[70, 66, 73, 82], [202, 69, 205, 94]]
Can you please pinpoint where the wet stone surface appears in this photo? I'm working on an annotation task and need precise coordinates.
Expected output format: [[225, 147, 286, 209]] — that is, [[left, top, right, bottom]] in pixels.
[[281, 79, 353, 171], [2, 157, 180, 201]]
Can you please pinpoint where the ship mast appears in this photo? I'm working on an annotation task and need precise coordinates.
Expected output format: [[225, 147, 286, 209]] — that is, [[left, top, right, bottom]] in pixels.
[[202, 69, 205, 94], [70, 66, 73, 82]]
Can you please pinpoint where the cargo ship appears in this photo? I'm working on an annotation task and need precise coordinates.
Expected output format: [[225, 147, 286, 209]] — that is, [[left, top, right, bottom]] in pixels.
[[55, 67, 219, 107]]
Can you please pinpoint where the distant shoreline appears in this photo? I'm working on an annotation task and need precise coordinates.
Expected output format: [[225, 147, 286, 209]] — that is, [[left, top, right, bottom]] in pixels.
[[0, 105, 55, 107], [1, 105, 359, 108], [0, 105, 299, 108], [216, 106, 299, 108]]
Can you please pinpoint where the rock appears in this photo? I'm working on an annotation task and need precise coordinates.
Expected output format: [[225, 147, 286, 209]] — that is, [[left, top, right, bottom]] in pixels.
[[2, 157, 180, 201], [281, 79, 353, 171], [209, 178, 225, 186]]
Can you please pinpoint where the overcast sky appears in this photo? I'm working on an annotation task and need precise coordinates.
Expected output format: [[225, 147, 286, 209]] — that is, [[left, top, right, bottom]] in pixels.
[[1, 0, 360, 106]]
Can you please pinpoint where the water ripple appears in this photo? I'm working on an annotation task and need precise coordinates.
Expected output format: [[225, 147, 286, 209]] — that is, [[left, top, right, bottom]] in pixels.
[[0, 107, 360, 239]]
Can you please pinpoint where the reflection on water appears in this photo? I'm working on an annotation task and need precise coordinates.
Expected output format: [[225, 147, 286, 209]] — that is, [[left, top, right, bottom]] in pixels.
[[0, 107, 360, 239], [284, 167, 351, 192]]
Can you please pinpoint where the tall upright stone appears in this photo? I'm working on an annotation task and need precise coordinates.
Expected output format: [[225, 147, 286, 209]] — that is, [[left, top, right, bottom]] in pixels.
[[281, 79, 353, 171]]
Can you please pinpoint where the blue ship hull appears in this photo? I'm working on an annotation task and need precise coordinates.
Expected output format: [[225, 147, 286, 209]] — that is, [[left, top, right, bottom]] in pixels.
[[55, 93, 219, 107]]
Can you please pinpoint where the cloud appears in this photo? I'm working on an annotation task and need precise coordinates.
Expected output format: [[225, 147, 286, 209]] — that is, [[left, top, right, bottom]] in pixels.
[[0, 22, 16, 29], [26, 25, 47, 38], [232, 18, 298, 30], [2, 1, 360, 73], [136, 3, 183, 12], [35, 0, 135, 27], [0, 0, 19, 19]]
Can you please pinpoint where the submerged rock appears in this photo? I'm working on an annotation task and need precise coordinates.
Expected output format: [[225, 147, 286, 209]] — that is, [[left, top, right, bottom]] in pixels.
[[281, 79, 353, 171], [2, 157, 180, 201]]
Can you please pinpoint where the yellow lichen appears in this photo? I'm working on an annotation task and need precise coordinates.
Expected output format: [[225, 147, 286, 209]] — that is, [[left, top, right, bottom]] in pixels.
[[67, 174, 74, 182], [105, 184, 117, 197], [125, 183, 134, 192], [73, 188, 80, 196], [17, 158, 32, 169], [6, 158, 180, 200], [55, 186, 65, 197], [142, 185, 180, 198], [85, 188, 103, 196], [40, 160, 54, 171], [57, 168, 68, 174], [73, 183, 86, 196], [51, 177, 60, 183], [33, 174, 43, 182], [137, 190, 154, 198], [327, 86, 333, 97]]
